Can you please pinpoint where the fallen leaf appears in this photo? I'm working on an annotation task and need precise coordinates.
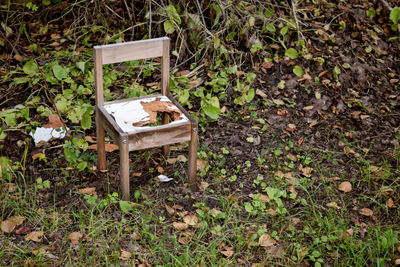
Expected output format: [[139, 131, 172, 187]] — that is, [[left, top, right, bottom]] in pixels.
[[129, 232, 140, 240], [338, 181, 352, 193], [69, 232, 83, 244], [177, 70, 190, 76], [84, 136, 96, 143], [78, 187, 97, 195], [303, 105, 314, 111], [255, 89, 268, 100], [1, 215, 25, 233], [221, 248, 234, 258], [211, 208, 222, 218], [299, 165, 313, 178], [15, 226, 31, 235], [87, 143, 119, 152], [395, 259, 400, 265], [359, 208, 373, 217], [184, 215, 199, 226], [1, 220, 16, 233], [178, 236, 190, 244], [25, 231, 43, 242], [119, 250, 132, 260], [165, 204, 175, 215], [326, 202, 340, 210], [200, 181, 209, 191], [346, 228, 354, 237], [173, 222, 188, 231], [157, 166, 164, 173], [259, 234, 276, 247], [388, 198, 396, 209], [286, 123, 296, 133], [44, 114, 64, 129], [32, 153, 46, 160], [177, 155, 187, 162], [292, 217, 301, 225], [277, 109, 288, 116], [197, 159, 207, 172], [166, 158, 178, 165]]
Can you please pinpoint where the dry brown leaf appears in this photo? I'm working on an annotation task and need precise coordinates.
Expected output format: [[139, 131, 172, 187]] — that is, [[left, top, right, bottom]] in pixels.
[[395, 258, 400, 265], [255, 89, 268, 100], [326, 202, 340, 210], [184, 215, 199, 226], [299, 165, 313, 178], [119, 250, 132, 260], [178, 236, 190, 245], [221, 248, 234, 258], [1, 220, 16, 233], [87, 143, 119, 152], [173, 222, 188, 231], [165, 204, 175, 216], [84, 136, 96, 143], [211, 208, 222, 218], [1, 215, 25, 233], [303, 105, 314, 111], [129, 232, 140, 240], [359, 208, 373, 217], [157, 166, 164, 174], [292, 217, 301, 226], [177, 155, 187, 162], [338, 181, 352, 193], [44, 114, 64, 129], [197, 159, 208, 172], [25, 231, 43, 242], [259, 234, 276, 247], [16, 226, 31, 235], [200, 181, 209, 191], [167, 158, 177, 164], [78, 187, 97, 195], [286, 123, 296, 133], [173, 204, 183, 210], [177, 70, 190, 76], [32, 153, 45, 160], [69, 232, 83, 244], [388, 198, 396, 209]]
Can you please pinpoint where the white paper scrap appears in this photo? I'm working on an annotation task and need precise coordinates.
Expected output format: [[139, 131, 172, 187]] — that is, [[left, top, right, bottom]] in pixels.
[[30, 127, 68, 144], [157, 174, 173, 182]]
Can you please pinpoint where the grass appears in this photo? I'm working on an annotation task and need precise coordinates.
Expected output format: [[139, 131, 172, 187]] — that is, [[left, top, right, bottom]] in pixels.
[[1, 132, 400, 266]]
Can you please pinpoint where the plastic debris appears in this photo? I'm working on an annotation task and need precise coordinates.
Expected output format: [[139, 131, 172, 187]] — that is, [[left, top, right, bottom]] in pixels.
[[30, 126, 68, 144], [157, 174, 173, 182]]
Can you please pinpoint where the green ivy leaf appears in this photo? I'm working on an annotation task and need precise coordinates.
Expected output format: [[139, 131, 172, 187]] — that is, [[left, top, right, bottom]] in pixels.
[[53, 64, 68, 80], [119, 201, 132, 213], [266, 23, 276, 33], [244, 88, 255, 103], [244, 202, 253, 213], [390, 6, 400, 25], [76, 62, 86, 73], [77, 161, 87, 171], [23, 60, 38, 76], [285, 48, 298, 59], [166, 5, 181, 24], [163, 20, 175, 34], [293, 65, 303, 77], [203, 105, 220, 120], [81, 111, 92, 130]]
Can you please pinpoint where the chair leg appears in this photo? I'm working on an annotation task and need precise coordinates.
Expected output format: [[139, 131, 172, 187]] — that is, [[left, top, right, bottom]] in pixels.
[[188, 124, 198, 191], [162, 113, 170, 157], [96, 114, 106, 171], [120, 137, 130, 201]]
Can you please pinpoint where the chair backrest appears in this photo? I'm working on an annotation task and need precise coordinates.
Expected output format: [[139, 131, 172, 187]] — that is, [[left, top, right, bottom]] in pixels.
[[93, 37, 170, 106]]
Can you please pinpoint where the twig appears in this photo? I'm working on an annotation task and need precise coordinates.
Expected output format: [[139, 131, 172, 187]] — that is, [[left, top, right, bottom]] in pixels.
[[379, 0, 393, 11], [148, 0, 152, 38], [290, 0, 301, 43]]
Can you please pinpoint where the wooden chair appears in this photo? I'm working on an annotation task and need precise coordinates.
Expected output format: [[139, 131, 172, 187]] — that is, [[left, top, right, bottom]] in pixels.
[[94, 37, 198, 201]]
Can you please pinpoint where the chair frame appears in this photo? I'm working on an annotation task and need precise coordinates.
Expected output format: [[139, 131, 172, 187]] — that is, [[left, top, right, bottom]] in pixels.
[[94, 37, 198, 201]]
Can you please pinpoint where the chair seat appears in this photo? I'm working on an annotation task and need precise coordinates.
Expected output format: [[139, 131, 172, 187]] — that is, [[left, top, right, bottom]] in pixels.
[[98, 94, 193, 151], [104, 95, 190, 133]]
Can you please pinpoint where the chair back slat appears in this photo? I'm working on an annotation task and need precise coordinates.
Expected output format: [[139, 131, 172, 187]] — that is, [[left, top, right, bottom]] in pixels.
[[94, 37, 168, 65], [94, 37, 170, 106]]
